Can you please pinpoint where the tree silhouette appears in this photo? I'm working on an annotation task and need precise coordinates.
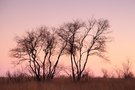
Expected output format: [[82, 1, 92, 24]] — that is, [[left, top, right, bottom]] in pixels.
[[10, 27, 67, 80], [10, 18, 111, 81], [10, 29, 43, 80], [58, 19, 110, 81]]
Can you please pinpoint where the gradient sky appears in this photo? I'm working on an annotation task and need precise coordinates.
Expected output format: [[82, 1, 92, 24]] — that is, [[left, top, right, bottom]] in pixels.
[[0, 0, 135, 76]]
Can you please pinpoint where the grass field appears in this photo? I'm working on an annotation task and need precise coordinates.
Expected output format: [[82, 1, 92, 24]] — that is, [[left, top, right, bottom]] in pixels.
[[0, 77, 135, 90]]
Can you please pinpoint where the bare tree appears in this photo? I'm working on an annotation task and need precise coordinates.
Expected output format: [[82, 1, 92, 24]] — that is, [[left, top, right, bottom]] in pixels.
[[10, 18, 111, 81], [114, 59, 134, 79], [10, 29, 44, 80], [39, 28, 57, 80], [101, 68, 110, 78], [58, 18, 110, 81], [10, 27, 68, 80], [40, 28, 68, 80], [122, 59, 134, 79]]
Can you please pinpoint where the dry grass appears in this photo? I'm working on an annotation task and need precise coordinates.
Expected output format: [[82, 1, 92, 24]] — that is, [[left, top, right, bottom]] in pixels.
[[0, 77, 135, 90]]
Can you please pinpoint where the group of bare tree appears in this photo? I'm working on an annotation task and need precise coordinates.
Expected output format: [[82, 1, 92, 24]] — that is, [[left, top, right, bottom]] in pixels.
[[101, 59, 134, 79], [10, 18, 110, 81]]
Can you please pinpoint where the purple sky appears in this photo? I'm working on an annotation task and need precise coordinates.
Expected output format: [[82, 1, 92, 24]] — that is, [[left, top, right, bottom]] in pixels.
[[0, 0, 135, 76]]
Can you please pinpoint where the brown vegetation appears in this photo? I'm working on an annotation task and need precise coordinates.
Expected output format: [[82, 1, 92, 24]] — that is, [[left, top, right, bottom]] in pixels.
[[0, 77, 135, 90]]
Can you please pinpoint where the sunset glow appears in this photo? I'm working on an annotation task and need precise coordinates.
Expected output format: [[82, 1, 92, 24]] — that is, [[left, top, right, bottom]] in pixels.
[[0, 0, 135, 76]]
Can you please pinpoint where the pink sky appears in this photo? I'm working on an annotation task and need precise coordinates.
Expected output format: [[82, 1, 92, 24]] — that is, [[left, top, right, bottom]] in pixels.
[[0, 0, 135, 76]]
